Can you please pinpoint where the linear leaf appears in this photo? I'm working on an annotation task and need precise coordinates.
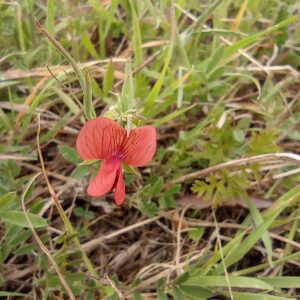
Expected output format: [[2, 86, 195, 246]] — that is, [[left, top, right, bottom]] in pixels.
[[0, 210, 48, 228], [259, 276, 300, 288], [103, 60, 114, 97], [0, 292, 27, 297], [230, 292, 291, 300], [153, 104, 196, 126], [186, 276, 273, 290], [83, 69, 96, 120], [222, 15, 298, 59], [243, 197, 273, 265]]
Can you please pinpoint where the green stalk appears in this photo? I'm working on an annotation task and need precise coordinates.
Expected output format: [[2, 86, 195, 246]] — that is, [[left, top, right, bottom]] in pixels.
[[35, 18, 96, 120]]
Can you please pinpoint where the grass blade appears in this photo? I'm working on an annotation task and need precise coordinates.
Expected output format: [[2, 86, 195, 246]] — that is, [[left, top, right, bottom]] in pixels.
[[213, 184, 300, 274], [83, 69, 96, 120], [36, 19, 95, 120], [153, 104, 196, 126], [222, 15, 298, 59], [144, 4, 176, 111], [121, 60, 135, 112], [243, 197, 273, 265], [45, 0, 55, 35], [186, 276, 273, 290]]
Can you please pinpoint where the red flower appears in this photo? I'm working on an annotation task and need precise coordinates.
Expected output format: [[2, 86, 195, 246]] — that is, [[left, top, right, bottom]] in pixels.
[[76, 117, 157, 205]]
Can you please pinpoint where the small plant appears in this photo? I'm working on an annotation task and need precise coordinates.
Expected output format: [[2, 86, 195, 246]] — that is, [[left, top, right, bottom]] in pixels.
[[0, 0, 299, 299]]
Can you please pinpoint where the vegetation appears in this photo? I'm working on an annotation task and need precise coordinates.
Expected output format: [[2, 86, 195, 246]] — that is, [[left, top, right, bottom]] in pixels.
[[0, 0, 300, 299]]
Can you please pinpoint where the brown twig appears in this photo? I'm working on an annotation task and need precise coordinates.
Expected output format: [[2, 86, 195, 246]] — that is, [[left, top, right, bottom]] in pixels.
[[164, 152, 300, 188], [21, 173, 75, 300], [36, 114, 101, 283], [81, 216, 160, 252], [15, 76, 49, 127]]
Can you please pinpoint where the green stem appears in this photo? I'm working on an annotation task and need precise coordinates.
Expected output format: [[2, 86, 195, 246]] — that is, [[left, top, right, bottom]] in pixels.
[[35, 18, 96, 120]]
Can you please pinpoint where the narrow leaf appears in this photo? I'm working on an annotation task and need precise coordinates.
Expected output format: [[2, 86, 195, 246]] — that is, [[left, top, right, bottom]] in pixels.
[[222, 15, 298, 59], [186, 276, 273, 290], [83, 69, 96, 120], [230, 292, 291, 300], [45, 0, 55, 35], [153, 104, 196, 126], [103, 60, 114, 97], [0, 192, 16, 209], [59, 145, 81, 164], [243, 197, 273, 265], [121, 60, 134, 112], [0, 292, 27, 297], [0, 211, 48, 228]]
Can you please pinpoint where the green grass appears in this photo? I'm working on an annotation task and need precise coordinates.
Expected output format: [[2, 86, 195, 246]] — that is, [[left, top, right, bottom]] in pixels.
[[0, 0, 300, 299]]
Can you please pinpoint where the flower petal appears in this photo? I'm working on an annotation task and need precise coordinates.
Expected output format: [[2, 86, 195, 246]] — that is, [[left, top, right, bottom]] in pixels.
[[121, 126, 157, 167], [76, 117, 126, 160], [87, 157, 121, 197], [114, 170, 126, 205]]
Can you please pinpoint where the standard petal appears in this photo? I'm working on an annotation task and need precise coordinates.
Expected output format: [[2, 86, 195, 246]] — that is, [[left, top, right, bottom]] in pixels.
[[114, 170, 126, 205], [121, 126, 157, 167], [87, 157, 121, 197], [76, 117, 126, 160]]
